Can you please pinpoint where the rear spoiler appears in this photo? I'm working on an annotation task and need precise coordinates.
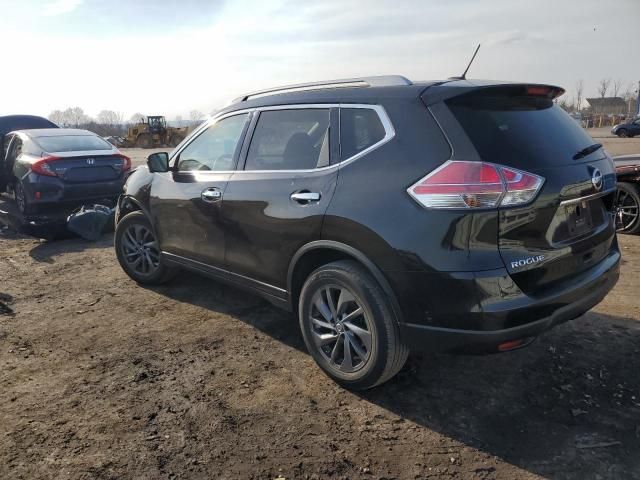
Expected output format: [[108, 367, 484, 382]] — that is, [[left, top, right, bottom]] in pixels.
[[420, 79, 565, 106]]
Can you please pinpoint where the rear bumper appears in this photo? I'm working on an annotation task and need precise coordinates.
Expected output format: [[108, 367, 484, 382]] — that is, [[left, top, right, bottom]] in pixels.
[[22, 173, 123, 212], [398, 248, 620, 352]]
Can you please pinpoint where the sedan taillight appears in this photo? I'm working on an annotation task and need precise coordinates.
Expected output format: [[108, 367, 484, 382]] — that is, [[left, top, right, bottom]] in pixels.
[[115, 153, 131, 172], [31, 156, 61, 177], [408, 161, 544, 209]]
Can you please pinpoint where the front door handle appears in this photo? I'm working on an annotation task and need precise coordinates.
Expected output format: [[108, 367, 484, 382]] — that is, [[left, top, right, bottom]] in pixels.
[[201, 187, 222, 203], [291, 191, 321, 204]]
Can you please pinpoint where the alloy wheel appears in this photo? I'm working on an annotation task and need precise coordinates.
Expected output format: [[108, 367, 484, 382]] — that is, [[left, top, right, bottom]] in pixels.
[[309, 285, 372, 373], [14, 183, 26, 213], [121, 224, 160, 275], [616, 189, 639, 232]]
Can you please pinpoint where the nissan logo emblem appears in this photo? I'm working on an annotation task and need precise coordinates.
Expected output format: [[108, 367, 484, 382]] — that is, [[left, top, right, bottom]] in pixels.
[[591, 168, 603, 191]]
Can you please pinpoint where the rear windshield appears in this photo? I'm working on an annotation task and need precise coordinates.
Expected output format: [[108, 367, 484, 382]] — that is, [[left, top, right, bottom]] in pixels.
[[34, 135, 112, 152], [447, 92, 601, 167]]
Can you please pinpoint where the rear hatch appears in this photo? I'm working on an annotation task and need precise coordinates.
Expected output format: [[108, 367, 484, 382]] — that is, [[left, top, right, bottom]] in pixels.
[[446, 86, 617, 294]]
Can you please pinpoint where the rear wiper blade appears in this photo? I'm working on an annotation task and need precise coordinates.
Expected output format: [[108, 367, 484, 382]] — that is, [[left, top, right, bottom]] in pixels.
[[573, 143, 602, 160]]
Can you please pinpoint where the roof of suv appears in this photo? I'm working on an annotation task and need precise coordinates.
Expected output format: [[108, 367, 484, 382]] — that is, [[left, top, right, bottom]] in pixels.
[[218, 76, 563, 116]]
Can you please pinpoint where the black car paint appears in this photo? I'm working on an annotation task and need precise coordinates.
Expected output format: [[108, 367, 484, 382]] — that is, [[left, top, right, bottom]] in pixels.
[[117, 79, 620, 352]]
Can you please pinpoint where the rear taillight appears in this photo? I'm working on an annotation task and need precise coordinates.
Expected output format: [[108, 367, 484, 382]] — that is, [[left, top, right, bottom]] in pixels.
[[525, 85, 564, 99], [408, 161, 544, 209], [115, 153, 131, 171], [31, 156, 60, 177]]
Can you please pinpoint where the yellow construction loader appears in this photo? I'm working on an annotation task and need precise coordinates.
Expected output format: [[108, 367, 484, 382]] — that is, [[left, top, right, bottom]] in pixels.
[[122, 116, 187, 148]]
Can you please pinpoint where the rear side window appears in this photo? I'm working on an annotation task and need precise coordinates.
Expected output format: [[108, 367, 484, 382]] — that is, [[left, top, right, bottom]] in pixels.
[[245, 109, 330, 171], [34, 135, 112, 152], [340, 108, 385, 160], [447, 92, 601, 167]]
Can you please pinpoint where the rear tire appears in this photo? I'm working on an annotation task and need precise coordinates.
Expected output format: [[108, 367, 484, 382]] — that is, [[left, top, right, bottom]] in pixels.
[[298, 260, 408, 390], [13, 179, 35, 215], [617, 129, 629, 138], [616, 183, 640, 234], [136, 134, 152, 148], [115, 211, 178, 284]]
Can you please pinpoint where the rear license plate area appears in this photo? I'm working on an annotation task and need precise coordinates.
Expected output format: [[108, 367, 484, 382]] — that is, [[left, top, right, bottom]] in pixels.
[[565, 201, 594, 237]]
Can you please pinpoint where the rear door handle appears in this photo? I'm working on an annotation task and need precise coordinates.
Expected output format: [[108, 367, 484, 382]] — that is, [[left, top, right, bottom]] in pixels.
[[201, 187, 222, 203], [291, 191, 321, 203]]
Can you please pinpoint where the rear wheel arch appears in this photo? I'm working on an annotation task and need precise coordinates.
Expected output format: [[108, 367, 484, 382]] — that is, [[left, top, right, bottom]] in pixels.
[[287, 241, 404, 325]]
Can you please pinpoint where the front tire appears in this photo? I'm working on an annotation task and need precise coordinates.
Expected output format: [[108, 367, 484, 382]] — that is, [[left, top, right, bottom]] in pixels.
[[617, 128, 629, 138], [298, 260, 408, 390], [115, 211, 177, 284], [170, 135, 184, 147], [136, 134, 152, 148]]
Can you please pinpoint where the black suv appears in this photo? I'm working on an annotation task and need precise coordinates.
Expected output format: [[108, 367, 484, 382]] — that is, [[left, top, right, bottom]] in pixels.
[[114, 76, 620, 389]]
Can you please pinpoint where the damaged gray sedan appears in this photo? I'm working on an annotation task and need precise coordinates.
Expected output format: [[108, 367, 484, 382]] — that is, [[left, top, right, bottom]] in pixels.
[[1, 128, 131, 216]]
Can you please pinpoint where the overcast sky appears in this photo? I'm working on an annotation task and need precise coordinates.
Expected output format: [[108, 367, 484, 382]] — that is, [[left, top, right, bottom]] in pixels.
[[0, 0, 638, 120]]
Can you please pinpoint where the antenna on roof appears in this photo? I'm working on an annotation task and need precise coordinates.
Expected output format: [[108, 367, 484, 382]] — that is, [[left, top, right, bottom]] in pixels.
[[451, 44, 481, 80]]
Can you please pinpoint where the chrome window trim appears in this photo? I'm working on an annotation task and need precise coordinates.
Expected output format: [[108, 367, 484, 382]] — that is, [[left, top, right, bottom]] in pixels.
[[171, 103, 395, 176]]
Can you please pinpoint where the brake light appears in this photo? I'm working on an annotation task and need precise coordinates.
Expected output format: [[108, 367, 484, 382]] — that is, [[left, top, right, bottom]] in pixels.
[[526, 85, 564, 99], [31, 156, 60, 177], [408, 161, 544, 209], [114, 153, 131, 171]]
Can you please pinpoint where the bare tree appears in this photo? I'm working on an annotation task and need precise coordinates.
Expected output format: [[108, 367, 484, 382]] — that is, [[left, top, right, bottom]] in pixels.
[[129, 113, 145, 124], [97, 110, 120, 126], [189, 110, 204, 122], [48, 110, 65, 126], [622, 82, 636, 103], [612, 78, 623, 98], [574, 80, 584, 112], [62, 107, 90, 127], [597, 78, 611, 98], [558, 96, 573, 112]]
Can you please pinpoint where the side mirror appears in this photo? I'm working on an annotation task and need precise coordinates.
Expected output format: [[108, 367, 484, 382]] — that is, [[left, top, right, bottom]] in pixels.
[[147, 152, 170, 172]]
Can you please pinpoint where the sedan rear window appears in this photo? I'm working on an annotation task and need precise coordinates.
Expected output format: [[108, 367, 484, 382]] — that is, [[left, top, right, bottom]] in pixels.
[[33, 135, 112, 152]]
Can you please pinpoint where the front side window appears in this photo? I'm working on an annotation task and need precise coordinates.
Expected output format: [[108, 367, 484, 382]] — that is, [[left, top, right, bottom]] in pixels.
[[178, 114, 248, 172], [340, 108, 386, 160], [245, 109, 330, 171]]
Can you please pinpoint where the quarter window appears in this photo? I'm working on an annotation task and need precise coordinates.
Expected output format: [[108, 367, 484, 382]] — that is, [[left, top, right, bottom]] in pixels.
[[340, 108, 386, 160], [245, 109, 330, 171], [177, 114, 248, 172]]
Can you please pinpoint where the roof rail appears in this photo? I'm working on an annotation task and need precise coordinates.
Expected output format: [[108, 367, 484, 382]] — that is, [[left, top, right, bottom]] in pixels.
[[232, 75, 413, 103]]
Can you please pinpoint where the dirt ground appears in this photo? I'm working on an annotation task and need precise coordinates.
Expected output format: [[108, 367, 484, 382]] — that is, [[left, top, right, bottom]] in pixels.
[[589, 128, 640, 157], [0, 129, 639, 479], [0, 208, 639, 480]]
